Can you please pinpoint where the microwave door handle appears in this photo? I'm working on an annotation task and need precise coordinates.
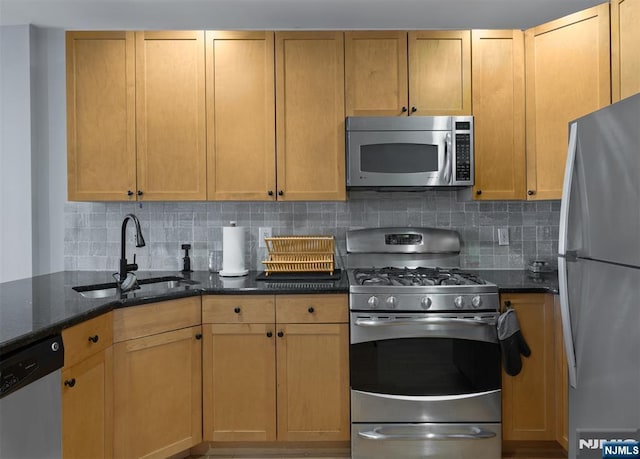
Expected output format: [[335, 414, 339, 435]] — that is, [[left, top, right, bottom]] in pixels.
[[442, 133, 452, 184]]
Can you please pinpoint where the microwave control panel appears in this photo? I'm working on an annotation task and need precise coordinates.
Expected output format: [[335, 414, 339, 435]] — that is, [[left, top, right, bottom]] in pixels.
[[453, 119, 473, 184], [455, 133, 471, 181]]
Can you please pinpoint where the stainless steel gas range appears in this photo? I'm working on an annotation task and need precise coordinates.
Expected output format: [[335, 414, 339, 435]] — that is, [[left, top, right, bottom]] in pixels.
[[345, 227, 502, 459]]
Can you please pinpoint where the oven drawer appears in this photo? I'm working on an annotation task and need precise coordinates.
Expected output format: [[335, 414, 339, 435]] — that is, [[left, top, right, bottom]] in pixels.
[[351, 423, 501, 459]]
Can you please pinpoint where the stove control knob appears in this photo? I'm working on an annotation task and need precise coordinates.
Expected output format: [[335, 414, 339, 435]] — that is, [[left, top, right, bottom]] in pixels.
[[471, 296, 482, 308], [420, 297, 432, 309], [367, 296, 379, 308], [386, 296, 398, 308], [454, 296, 465, 309]]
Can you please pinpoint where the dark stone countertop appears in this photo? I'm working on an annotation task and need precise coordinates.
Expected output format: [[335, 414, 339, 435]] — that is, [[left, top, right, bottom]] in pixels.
[[471, 269, 559, 294], [0, 268, 558, 356], [0, 270, 348, 356]]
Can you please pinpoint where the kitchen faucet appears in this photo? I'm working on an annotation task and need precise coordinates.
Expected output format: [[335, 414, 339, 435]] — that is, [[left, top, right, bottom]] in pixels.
[[118, 213, 146, 290]]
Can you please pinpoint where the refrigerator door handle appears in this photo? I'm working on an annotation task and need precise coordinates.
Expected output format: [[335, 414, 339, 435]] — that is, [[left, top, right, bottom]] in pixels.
[[558, 256, 578, 388], [559, 122, 578, 256]]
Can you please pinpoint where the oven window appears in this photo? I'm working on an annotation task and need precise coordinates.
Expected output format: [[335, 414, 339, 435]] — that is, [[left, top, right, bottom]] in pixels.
[[360, 143, 439, 173], [350, 337, 500, 396]]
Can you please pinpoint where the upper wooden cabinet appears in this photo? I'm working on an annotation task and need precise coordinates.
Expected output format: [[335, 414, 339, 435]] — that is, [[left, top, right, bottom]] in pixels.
[[66, 30, 206, 201], [611, 0, 640, 101], [345, 30, 471, 116], [471, 30, 526, 200], [206, 31, 276, 201], [135, 31, 206, 201], [409, 31, 472, 115], [345, 31, 409, 116], [524, 4, 611, 200], [275, 32, 346, 201], [66, 32, 136, 201]]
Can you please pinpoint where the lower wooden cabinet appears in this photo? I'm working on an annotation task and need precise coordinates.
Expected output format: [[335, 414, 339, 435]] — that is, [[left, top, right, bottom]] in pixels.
[[62, 347, 113, 458], [501, 293, 556, 441], [276, 323, 349, 441], [501, 293, 568, 455], [113, 298, 202, 459], [203, 322, 277, 441], [202, 294, 350, 443], [61, 312, 113, 459]]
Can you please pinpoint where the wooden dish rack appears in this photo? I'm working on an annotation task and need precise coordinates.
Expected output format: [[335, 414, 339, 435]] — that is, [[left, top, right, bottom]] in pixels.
[[262, 236, 335, 275]]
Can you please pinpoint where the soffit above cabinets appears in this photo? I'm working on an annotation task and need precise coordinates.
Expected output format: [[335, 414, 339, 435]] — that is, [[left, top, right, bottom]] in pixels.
[[1, 0, 605, 30]]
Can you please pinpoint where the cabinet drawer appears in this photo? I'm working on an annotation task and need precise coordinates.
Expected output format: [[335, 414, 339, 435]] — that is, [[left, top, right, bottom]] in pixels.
[[62, 312, 113, 367], [202, 295, 275, 324], [276, 294, 348, 323], [113, 297, 201, 342]]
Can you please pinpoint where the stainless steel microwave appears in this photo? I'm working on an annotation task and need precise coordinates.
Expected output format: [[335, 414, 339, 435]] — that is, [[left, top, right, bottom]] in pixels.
[[346, 116, 474, 188]]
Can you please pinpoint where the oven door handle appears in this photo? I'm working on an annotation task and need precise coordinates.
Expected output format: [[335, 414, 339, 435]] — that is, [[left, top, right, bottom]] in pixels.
[[358, 426, 497, 441], [442, 132, 452, 184], [354, 317, 497, 327]]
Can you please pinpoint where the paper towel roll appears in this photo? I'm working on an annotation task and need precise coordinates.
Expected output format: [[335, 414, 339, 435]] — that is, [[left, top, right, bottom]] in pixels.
[[219, 224, 248, 277]]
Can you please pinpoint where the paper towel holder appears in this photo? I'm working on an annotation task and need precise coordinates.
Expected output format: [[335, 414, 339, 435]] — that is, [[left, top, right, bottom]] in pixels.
[[219, 221, 249, 277]]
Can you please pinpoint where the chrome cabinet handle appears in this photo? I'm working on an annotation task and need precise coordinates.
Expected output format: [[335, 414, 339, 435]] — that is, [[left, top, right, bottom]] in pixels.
[[354, 317, 496, 327], [358, 426, 496, 441]]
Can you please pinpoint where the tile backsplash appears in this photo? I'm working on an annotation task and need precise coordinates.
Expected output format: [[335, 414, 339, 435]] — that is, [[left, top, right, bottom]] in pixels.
[[63, 191, 560, 272]]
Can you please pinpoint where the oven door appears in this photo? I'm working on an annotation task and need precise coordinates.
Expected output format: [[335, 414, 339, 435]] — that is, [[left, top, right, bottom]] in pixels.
[[350, 312, 501, 423], [346, 131, 452, 187], [351, 422, 501, 459]]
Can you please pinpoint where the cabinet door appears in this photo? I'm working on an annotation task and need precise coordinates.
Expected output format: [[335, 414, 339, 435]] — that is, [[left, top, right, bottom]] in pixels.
[[135, 31, 206, 201], [275, 32, 346, 201], [66, 31, 136, 201], [611, 0, 640, 101], [203, 323, 276, 441], [276, 323, 350, 442], [471, 30, 526, 200], [62, 348, 113, 459], [345, 31, 408, 116], [501, 294, 556, 441], [113, 326, 202, 459], [408, 30, 471, 115], [206, 31, 276, 201], [525, 4, 610, 200]]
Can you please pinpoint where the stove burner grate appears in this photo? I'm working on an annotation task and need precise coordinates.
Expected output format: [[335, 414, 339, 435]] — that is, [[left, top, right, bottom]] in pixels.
[[353, 267, 487, 287]]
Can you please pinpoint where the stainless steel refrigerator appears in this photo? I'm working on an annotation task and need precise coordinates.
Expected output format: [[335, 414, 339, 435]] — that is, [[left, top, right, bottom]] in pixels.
[[558, 92, 640, 459]]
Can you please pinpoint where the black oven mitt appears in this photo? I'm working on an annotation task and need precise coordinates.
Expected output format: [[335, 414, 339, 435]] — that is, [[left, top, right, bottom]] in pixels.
[[497, 308, 531, 376]]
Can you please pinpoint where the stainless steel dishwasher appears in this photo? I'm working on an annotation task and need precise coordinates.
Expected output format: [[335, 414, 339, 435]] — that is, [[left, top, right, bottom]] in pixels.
[[0, 335, 64, 458]]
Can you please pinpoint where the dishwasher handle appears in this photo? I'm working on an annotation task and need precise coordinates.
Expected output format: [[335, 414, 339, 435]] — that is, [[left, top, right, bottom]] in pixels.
[[0, 335, 64, 399]]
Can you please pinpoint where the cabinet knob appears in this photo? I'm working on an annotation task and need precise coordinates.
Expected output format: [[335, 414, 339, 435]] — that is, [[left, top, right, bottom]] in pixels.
[[195, 333, 203, 340], [88, 335, 99, 343], [267, 190, 274, 196], [527, 190, 535, 196], [137, 190, 144, 196], [234, 307, 241, 314], [308, 306, 315, 313], [266, 331, 273, 338], [64, 378, 76, 388], [127, 190, 134, 197], [476, 190, 482, 195], [277, 331, 284, 338], [411, 106, 417, 113], [401, 106, 408, 113], [278, 190, 284, 196]]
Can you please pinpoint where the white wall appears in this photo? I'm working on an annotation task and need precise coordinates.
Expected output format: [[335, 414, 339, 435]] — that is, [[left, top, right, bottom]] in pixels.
[[0, 25, 33, 282], [0, 25, 66, 282], [30, 27, 66, 278]]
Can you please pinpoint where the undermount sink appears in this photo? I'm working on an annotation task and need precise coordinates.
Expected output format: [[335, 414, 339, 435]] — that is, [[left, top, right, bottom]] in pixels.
[[73, 276, 200, 299]]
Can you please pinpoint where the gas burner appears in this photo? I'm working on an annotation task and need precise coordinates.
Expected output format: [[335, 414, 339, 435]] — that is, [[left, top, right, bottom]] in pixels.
[[352, 267, 487, 287]]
